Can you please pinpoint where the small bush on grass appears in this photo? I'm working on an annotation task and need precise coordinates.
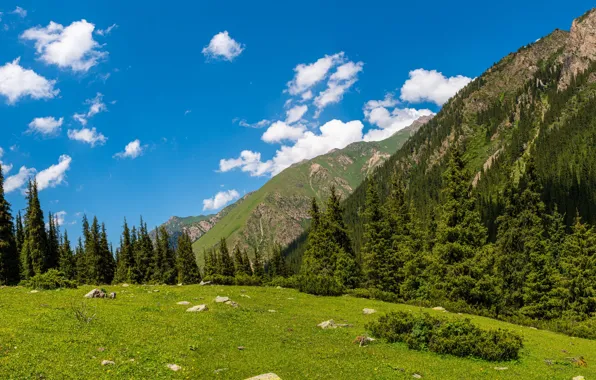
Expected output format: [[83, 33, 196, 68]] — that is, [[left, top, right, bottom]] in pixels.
[[20, 269, 78, 290], [346, 288, 402, 303], [298, 274, 343, 296], [267, 275, 300, 289], [366, 311, 523, 361], [234, 274, 262, 286]]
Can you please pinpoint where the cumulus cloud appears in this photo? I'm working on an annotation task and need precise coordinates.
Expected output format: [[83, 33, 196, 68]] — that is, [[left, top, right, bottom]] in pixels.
[[27, 116, 63, 136], [0, 147, 13, 174], [262, 121, 306, 143], [400, 69, 472, 106], [0, 58, 59, 104], [221, 119, 364, 176], [4, 166, 35, 193], [114, 139, 145, 159], [21, 20, 107, 72], [236, 119, 269, 129], [73, 92, 107, 126], [285, 105, 308, 124], [314, 61, 363, 117], [202, 31, 244, 61], [287, 52, 344, 95], [203, 189, 240, 211], [67, 127, 107, 146], [36, 155, 72, 191], [11, 6, 27, 18], [52, 211, 67, 226], [96, 23, 117, 36]]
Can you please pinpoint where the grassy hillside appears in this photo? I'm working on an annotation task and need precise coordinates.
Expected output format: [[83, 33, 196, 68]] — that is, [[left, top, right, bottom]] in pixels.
[[1, 285, 594, 379], [191, 119, 427, 264]]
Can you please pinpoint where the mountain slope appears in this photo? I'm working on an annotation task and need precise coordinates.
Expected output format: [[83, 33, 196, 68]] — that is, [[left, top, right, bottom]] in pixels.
[[189, 117, 431, 263]]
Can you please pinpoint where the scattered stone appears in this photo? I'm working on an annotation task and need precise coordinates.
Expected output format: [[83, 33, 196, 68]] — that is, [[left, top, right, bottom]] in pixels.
[[129, 359, 135, 362], [362, 308, 376, 315], [167, 364, 181, 371], [353, 335, 375, 347], [177, 301, 191, 305], [494, 367, 508, 370], [238, 346, 245, 350], [268, 309, 277, 313], [101, 360, 115, 366], [413, 374, 422, 379], [240, 294, 251, 298], [30, 290, 39, 293], [186, 304, 209, 312], [225, 300, 239, 308], [97, 347, 106, 352], [573, 376, 585, 380], [317, 320, 351, 329], [122, 283, 129, 287], [215, 296, 230, 303], [432, 306, 446, 312], [245, 373, 281, 380], [153, 289, 160, 293], [85, 289, 106, 299], [199, 280, 211, 286], [109, 292, 116, 299]]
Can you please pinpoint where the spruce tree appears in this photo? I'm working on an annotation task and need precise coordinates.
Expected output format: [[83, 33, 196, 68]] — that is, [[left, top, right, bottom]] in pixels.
[[158, 226, 176, 284], [176, 232, 201, 284], [0, 163, 19, 285], [233, 245, 244, 276], [74, 237, 87, 283], [135, 220, 154, 283], [114, 218, 135, 284], [58, 230, 76, 280], [46, 212, 60, 270], [241, 249, 252, 276], [22, 181, 47, 277], [219, 238, 235, 277], [15, 211, 24, 257], [269, 243, 287, 278], [203, 248, 215, 277], [252, 247, 264, 278], [98, 223, 115, 284]]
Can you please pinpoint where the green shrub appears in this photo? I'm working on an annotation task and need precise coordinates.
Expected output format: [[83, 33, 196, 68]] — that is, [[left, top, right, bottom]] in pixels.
[[234, 274, 262, 286], [298, 274, 344, 296], [203, 275, 236, 285], [20, 269, 78, 290], [366, 311, 523, 361], [346, 288, 402, 303], [267, 275, 300, 289]]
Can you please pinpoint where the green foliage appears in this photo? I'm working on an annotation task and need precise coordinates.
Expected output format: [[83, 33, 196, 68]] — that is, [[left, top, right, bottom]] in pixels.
[[58, 231, 76, 280], [298, 274, 343, 296], [0, 164, 19, 285], [176, 232, 201, 284], [20, 269, 78, 290], [366, 311, 523, 361]]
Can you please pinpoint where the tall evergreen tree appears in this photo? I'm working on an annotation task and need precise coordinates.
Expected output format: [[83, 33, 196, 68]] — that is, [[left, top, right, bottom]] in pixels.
[[74, 237, 87, 283], [0, 163, 19, 285], [233, 245, 244, 276], [46, 212, 60, 270], [158, 226, 176, 284], [135, 220, 154, 283], [219, 238, 235, 277], [269, 243, 287, 278], [114, 218, 135, 284], [98, 223, 115, 284], [176, 232, 201, 284], [21, 181, 47, 277], [203, 248, 215, 277], [252, 247, 264, 278], [241, 249, 252, 276], [58, 230, 76, 280], [15, 211, 24, 257]]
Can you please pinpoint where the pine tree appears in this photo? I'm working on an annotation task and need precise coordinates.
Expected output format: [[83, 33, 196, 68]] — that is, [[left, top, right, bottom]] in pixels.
[[21, 181, 47, 277], [135, 220, 154, 283], [58, 230, 76, 280], [158, 226, 176, 284], [46, 212, 60, 270], [219, 238, 235, 277], [176, 232, 201, 284], [252, 247, 264, 278], [203, 248, 215, 277], [114, 218, 135, 284], [0, 163, 19, 285], [74, 237, 87, 283], [241, 249, 252, 276], [98, 223, 115, 284], [233, 245, 244, 276], [15, 211, 24, 257], [269, 243, 287, 278]]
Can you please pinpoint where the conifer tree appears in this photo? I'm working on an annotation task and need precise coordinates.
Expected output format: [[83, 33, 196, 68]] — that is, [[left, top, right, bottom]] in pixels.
[[0, 163, 19, 285], [135, 220, 154, 283], [219, 238, 235, 277], [74, 237, 87, 283], [114, 218, 135, 284], [58, 230, 76, 280], [241, 249, 252, 276], [15, 211, 24, 258], [203, 248, 215, 277], [233, 245, 244, 276], [176, 232, 201, 284], [98, 223, 115, 284], [269, 243, 287, 278], [252, 247, 264, 278], [46, 212, 60, 270], [158, 226, 177, 284], [21, 181, 47, 277]]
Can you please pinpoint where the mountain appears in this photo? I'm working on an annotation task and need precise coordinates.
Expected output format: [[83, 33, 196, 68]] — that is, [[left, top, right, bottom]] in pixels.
[[181, 116, 431, 264], [288, 8, 596, 262]]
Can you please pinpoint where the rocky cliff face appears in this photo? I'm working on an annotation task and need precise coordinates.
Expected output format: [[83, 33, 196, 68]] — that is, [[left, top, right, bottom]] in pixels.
[[559, 9, 596, 88]]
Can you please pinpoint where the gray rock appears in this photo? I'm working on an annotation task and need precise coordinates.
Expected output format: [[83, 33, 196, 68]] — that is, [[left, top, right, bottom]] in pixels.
[[362, 308, 376, 315], [573, 376, 585, 380], [109, 292, 116, 299], [167, 364, 181, 371], [85, 289, 106, 299], [317, 320, 351, 329], [199, 280, 211, 286], [101, 360, 115, 366], [30, 290, 39, 293], [186, 304, 208, 312], [240, 294, 251, 298], [432, 306, 446, 312], [121, 283, 129, 287], [268, 309, 277, 313], [494, 367, 508, 371], [177, 301, 191, 305], [245, 373, 281, 380], [225, 300, 239, 308], [215, 296, 230, 303], [412, 374, 422, 379]]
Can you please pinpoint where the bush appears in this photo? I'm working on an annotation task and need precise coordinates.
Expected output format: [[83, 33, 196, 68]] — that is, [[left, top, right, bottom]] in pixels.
[[346, 288, 402, 303], [298, 274, 343, 296], [234, 274, 262, 286], [20, 269, 78, 290], [366, 311, 523, 361], [203, 275, 236, 285], [267, 275, 300, 289]]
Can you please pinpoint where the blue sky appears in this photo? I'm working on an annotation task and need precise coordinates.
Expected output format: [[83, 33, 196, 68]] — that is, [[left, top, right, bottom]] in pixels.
[[0, 0, 592, 245]]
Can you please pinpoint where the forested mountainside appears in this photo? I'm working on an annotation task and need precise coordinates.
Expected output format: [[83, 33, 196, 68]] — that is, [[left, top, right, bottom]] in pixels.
[[188, 116, 431, 264]]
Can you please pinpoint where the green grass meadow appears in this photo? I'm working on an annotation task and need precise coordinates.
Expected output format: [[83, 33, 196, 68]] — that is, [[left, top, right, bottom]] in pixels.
[[0, 285, 594, 379]]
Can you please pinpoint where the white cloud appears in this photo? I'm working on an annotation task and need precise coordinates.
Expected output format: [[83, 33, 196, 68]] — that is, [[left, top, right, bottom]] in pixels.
[[202, 31, 244, 61], [27, 116, 63, 136], [0, 58, 59, 104], [301, 90, 313, 101], [287, 52, 344, 95], [114, 139, 144, 159], [52, 211, 67, 226], [67, 127, 107, 146], [96, 23, 117, 36], [36, 155, 72, 191], [4, 166, 35, 193], [314, 61, 363, 117], [184, 109, 192, 116], [73, 92, 107, 125], [203, 189, 240, 211], [11, 6, 27, 18], [237, 119, 269, 129], [400, 69, 472, 106], [0, 148, 12, 174], [221, 119, 364, 176], [285, 105, 308, 124], [21, 20, 107, 72], [262, 121, 306, 143]]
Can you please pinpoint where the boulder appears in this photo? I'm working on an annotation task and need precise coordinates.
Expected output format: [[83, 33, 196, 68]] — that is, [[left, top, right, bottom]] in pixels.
[[85, 289, 106, 299], [167, 364, 181, 371], [573, 376, 585, 380], [215, 296, 230, 303], [225, 300, 239, 308], [245, 373, 281, 380], [413, 374, 422, 379], [317, 320, 351, 329], [362, 308, 376, 315], [186, 304, 208, 312], [177, 301, 191, 305], [240, 294, 251, 298], [432, 306, 446, 312], [101, 360, 115, 366], [353, 336, 375, 346]]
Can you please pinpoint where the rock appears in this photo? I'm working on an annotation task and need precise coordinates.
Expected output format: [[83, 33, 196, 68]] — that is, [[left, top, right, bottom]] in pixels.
[[186, 304, 208, 312], [109, 292, 116, 299], [30, 290, 39, 293], [268, 309, 277, 313], [101, 360, 115, 366], [317, 320, 351, 329], [494, 367, 508, 370], [353, 336, 375, 346], [215, 296, 230, 303], [245, 373, 281, 380], [276, 286, 283, 289], [225, 300, 239, 308], [362, 308, 376, 315], [432, 306, 446, 312], [153, 289, 160, 293], [413, 374, 422, 379], [177, 283, 183, 286], [85, 289, 106, 299], [167, 364, 181, 371], [199, 280, 211, 286], [121, 283, 129, 287], [573, 376, 585, 380], [177, 301, 191, 305], [214, 368, 228, 374], [240, 294, 251, 298], [238, 346, 245, 350]]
